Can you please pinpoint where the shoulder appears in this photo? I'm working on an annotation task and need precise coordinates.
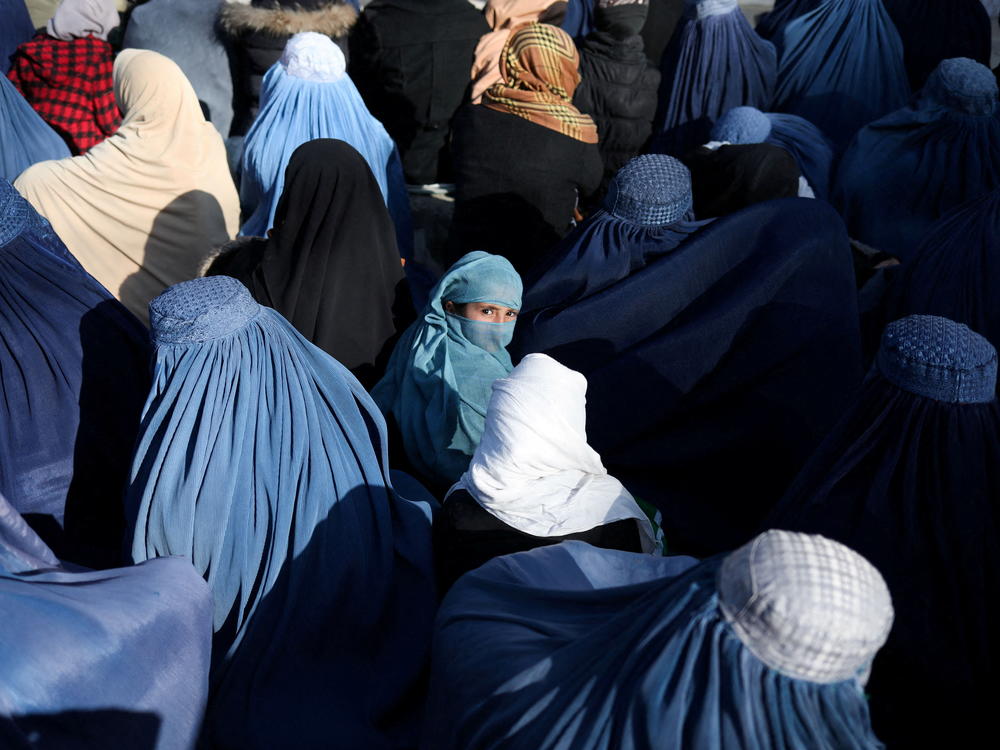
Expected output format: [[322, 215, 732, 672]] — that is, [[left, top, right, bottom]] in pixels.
[[218, 0, 359, 38]]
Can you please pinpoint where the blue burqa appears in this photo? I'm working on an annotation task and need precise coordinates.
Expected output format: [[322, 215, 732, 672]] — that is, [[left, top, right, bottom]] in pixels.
[[711, 105, 835, 198], [881, 189, 1000, 355], [753, 0, 821, 42], [0, 180, 150, 569], [0, 75, 71, 181], [772, 0, 909, 151], [422, 540, 887, 749], [512, 197, 862, 557], [652, 0, 777, 156], [882, 0, 991, 90], [562, 0, 595, 39], [128, 276, 437, 750], [0, 0, 33, 74], [767, 314, 1000, 748], [239, 34, 412, 264], [834, 58, 1000, 261], [0, 492, 213, 750]]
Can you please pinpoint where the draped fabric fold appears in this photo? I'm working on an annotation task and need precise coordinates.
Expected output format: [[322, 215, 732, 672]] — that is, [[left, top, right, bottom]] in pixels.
[[0, 179, 150, 569], [128, 276, 436, 749], [834, 58, 1000, 260], [772, 0, 909, 151], [512, 197, 862, 556], [652, 0, 776, 155], [14, 49, 240, 320], [0, 75, 71, 182], [753, 0, 821, 42], [0, 492, 213, 750]]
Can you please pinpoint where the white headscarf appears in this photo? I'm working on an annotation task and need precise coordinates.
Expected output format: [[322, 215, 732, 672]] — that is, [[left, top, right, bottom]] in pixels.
[[452, 353, 657, 550], [46, 0, 120, 41]]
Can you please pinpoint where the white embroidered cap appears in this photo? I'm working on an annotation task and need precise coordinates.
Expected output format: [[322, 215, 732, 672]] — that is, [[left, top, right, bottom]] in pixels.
[[280, 32, 346, 82]]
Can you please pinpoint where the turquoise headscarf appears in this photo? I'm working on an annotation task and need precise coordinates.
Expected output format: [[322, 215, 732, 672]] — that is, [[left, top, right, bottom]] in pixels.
[[372, 252, 523, 487]]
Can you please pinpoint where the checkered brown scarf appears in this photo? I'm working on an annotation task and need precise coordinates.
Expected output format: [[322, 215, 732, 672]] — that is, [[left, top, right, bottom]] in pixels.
[[482, 22, 599, 144]]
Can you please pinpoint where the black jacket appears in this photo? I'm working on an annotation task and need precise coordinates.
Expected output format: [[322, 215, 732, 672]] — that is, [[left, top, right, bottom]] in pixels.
[[218, 0, 357, 135], [449, 104, 604, 273], [349, 0, 488, 185], [574, 3, 660, 198]]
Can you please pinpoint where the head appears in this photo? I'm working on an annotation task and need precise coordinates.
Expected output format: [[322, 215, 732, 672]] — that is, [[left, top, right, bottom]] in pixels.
[[114, 49, 204, 128], [499, 22, 582, 101], [595, 0, 649, 40], [711, 106, 773, 145], [436, 252, 523, 353], [604, 154, 693, 226], [47, 0, 119, 41], [280, 32, 347, 83], [921, 57, 997, 116]]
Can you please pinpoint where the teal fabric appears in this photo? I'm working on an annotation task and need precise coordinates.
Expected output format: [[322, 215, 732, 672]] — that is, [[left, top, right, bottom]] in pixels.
[[372, 252, 522, 487]]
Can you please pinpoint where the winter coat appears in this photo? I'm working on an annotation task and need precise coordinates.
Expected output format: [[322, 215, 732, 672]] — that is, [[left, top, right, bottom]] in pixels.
[[218, 0, 357, 134], [349, 0, 487, 185], [574, 3, 660, 197]]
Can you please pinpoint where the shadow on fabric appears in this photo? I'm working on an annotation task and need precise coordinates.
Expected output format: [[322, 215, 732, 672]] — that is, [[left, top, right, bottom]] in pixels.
[[1, 709, 161, 750]]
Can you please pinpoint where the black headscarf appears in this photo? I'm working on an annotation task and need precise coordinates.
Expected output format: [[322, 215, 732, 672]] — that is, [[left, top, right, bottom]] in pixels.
[[206, 138, 410, 388], [681, 142, 801, 219]]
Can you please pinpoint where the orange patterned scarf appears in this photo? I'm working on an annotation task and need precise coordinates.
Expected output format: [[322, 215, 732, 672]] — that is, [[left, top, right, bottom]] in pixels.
[[482, 22, 599, 144]]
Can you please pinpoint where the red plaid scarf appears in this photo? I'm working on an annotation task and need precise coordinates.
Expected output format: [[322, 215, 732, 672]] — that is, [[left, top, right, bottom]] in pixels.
[[7, 34, 120, 155]]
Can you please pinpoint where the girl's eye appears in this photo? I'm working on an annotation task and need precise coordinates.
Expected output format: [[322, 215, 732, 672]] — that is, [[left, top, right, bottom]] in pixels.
[[506, 311, 518, 318], [480, 307, 495, 316]]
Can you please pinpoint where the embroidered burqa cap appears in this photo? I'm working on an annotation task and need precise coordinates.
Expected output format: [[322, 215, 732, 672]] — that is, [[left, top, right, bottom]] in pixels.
[[603, 154, 693, 226]]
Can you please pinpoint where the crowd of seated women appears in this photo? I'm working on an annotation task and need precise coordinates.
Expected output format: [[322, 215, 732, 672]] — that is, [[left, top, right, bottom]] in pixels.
[[1, 0, 999, 747]]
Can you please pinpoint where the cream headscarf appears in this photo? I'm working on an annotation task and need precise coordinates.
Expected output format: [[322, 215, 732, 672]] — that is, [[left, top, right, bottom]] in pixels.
[[470, 0, 559, 104], [15, 49, 239, 321], [451, 353, 656, 550]]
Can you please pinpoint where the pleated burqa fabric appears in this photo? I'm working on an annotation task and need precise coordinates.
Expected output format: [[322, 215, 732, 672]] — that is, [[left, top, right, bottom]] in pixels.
[[0, 492, 213, 750], [0, 180, 150, 569], [206, 139, 409, 389], [512, 197, 862, 557], [127, 276, 437, 749], [882, 0, 991, 90], [753, 0, 821, 41], [238, 31, 411, 257], [422, 533, 892, 749], [772, 0, 909, 151], [653, 0, 776, 155], [14, 49, 240, 321], [767, 315, 1000, 748], [0, 74, 71, 182], [881, 189, 1000, 356], [834, 58, 1000, 261]]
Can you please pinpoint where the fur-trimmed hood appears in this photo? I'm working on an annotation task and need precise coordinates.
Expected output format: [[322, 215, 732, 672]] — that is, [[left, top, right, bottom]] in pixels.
[[218, 1, 358, 38]]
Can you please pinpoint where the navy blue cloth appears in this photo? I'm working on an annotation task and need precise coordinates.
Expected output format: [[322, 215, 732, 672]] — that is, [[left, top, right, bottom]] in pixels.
[[512, 197, 863, 556], [767, 315, 1000, 748], [422, 541, 886, 749], [772, 0, 909, 151], [834, 58, 1000, 261], [128, 276, 437, 750], [882, 0, 991, 91], [0, 492, 213, 750], [881, 189, 1000, 357], [0, 74, 71, 182], [562, 0, 595, 39], [652, 1, 776, 156], [0, 180, 150, 569], [0, 0, 34, 74], [753, 0, 821, 42], [712, 105, 835, 198]]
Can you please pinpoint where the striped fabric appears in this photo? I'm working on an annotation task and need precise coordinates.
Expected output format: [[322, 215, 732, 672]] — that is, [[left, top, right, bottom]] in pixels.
[[483, 22, 599, 144]]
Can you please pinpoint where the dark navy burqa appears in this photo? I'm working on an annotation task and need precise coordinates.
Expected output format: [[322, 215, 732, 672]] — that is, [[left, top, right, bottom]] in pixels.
[[711, 105, 834, 198], [767, 315, 1000, 749], [422, 532, 892, 750], [513, 157, 863, 557], [881, 0, 991, 90], [652, 0, 776, 156], [127, 276, 437, 750], [880, 189, 1000, 356], [0, 0, 33, 74], [772, 0, 909, 151], [0, 492, 213, 750], [0, 180, 150, 569], [835, 57, 1000, 261], [752, 0, 821, 42]]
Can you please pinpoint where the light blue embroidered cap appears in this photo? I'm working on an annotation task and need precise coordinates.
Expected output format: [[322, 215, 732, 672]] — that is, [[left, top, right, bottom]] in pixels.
[[150, 276, 261, 345], [711, 106, 773, 144], [603, 154, 693, 227]]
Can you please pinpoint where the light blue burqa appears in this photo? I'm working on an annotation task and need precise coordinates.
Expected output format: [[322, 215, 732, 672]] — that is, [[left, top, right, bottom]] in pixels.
[[0, 75, 71, 181]]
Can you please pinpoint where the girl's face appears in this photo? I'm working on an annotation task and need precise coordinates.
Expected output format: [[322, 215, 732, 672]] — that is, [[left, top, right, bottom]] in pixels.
[[445, 301, 519, 323]]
